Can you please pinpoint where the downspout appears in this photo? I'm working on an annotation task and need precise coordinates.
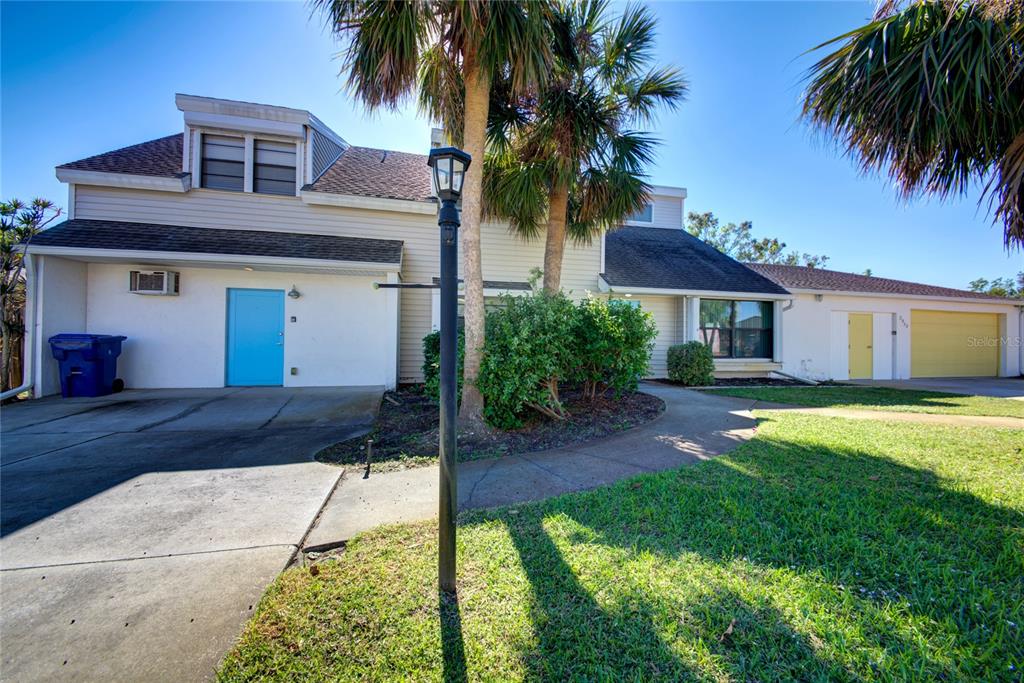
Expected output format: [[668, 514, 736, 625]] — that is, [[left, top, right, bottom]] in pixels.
[[1, 252, 38, 401]]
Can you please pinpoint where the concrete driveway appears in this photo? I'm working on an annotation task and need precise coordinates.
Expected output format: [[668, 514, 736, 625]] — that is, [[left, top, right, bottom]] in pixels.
[[850, 377, 1024, 400], [0, 386, 381, 682]]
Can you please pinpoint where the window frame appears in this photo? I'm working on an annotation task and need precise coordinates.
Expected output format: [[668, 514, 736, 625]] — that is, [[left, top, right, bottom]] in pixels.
[[698, 299, 774, 359], [625, 203, 654, 224], [200, 134, 245, 192], [253, 138, 298, 196], [196, 131, 300, 197]]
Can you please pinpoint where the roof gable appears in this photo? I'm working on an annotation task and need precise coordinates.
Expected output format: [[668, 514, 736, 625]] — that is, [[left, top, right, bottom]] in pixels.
[[603, 227, 790, 296]]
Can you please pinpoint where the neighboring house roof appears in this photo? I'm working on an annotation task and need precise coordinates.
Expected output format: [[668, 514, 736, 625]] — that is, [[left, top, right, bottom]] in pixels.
[[746, 263, 1014, 301], [58, 134, 186, 178], [306, 146, 433, 202], [602, 226, 790, 295], [30, 219, 403, 264]]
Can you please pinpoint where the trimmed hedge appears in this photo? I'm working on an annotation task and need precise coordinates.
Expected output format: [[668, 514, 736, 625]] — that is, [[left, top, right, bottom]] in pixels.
[[667, 341, 714, 386], [421, 329, 464, 404]]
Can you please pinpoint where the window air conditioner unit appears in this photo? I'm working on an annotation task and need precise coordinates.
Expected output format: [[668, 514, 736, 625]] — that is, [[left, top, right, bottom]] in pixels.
[[129, 270, 180, 296]]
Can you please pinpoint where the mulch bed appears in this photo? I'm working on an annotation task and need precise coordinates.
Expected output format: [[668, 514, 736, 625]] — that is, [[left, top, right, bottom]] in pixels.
[[316, 385, 665, 473]]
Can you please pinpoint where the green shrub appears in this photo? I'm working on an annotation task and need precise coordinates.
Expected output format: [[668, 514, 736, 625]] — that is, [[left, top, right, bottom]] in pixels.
[[573, 297, 658, 399], [477, 291, 577, 429], [421, 329, 464, 404], [667, 341, 714, 386]]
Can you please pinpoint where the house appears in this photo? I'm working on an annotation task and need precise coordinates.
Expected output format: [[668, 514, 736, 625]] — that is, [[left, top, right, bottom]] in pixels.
[[20, 94, 1023, 397], [745, 264, 1023, 381]]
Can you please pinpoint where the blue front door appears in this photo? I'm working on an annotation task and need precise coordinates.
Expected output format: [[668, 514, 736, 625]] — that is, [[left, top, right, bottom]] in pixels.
[[226, 288, 285, 386]]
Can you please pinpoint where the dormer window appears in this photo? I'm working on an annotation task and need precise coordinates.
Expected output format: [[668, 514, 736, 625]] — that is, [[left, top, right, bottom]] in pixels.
[[201, 135, 244, 191], [628, 203, 653, 223], [254, 139, 297, 196]]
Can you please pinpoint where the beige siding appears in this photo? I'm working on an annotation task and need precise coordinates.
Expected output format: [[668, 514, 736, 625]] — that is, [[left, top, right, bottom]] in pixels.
[[610, 294, 679, 377], [73, 185, 600, 382], [650, 193, 683, 229]]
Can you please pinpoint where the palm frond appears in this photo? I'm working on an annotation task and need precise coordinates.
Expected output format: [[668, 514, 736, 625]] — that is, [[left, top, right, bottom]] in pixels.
[[803, 0, 1024, 247], [312, 0, 434, 110]]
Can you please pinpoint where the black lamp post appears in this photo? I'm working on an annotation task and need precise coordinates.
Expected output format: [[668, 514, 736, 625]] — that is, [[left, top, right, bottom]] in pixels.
[[427, 146, 471, 594]]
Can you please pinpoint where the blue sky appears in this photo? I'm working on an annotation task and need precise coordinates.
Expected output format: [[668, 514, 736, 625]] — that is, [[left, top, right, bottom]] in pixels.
[[2, 1, 1020, 288]]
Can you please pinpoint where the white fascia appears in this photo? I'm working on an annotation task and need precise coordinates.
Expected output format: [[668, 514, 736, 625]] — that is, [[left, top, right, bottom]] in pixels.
[[649, 184, 687, 198], [176, 94, 311, 124], [784, 287, 1019, 307], [55, 169, 190, 193], [597, 276, 792, 301], [300, 189, 437, 215], [183, 111, 305, 139], [24, 245, 402, 273]]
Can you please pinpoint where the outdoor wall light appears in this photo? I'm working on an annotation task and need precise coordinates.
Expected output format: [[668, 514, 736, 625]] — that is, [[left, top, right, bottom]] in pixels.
[[428, 147, 471, 202], [288, 285, 301, 299]]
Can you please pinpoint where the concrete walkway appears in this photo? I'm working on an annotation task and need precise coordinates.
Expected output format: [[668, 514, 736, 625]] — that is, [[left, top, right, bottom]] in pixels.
[[1, 386, 381, 682], [849, 377, 1024, 400], [304, 383, 757, 549], [744, 400, 1024, 429]]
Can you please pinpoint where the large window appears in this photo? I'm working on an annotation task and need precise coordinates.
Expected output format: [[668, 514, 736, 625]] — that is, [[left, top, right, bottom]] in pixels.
[[254, 139, 297, 195], [201, 135, 244, 191], [699, 300, 773, 358]]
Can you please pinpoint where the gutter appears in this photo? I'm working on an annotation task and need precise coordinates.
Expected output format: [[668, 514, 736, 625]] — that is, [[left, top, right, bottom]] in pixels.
[[1, 253, 38, 401]]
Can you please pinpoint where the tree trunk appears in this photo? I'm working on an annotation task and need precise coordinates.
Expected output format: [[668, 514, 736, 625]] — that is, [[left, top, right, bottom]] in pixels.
[[542, 182, 570, 293], [457, 52, 492, 426]]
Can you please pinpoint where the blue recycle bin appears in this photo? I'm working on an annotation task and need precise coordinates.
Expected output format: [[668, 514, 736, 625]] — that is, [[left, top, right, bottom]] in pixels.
[[48, 334, 127, 398]]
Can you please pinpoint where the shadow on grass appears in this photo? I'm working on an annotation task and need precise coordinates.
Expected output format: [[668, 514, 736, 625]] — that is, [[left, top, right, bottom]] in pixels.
[[439, 590, 467, 683], [466, 416, 1022, 679]]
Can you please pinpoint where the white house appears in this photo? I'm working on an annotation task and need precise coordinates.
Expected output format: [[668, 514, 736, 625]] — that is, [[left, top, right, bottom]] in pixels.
[[16, 94, 1023, 397]]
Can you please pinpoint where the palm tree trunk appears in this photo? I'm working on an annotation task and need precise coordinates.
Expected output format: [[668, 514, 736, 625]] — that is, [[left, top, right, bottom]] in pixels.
[[457, 51, 491, 426], [542, 182, 570, 293]]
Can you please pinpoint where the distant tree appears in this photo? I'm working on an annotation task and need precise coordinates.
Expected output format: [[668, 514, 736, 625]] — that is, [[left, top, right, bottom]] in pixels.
[[862, 268, 873, 277], [1, 199, 62, 391], [968, 272, 1023, 298], [685, 211, 829, 268]]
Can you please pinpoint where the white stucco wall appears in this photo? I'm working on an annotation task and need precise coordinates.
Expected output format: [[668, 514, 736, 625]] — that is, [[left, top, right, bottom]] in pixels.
[[69, 263, 398, 391], [33, 256, 88, 397], [781, 292, 1022, 381]]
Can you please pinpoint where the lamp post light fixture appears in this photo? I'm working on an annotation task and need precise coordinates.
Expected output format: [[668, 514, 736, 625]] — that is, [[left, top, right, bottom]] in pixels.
[[427, 146, 471, 594]]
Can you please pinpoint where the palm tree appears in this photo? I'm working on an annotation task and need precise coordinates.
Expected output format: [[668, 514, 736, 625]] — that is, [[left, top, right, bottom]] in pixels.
[[802, 1, 1024, 248], [484, 0, 686, 293], [312, 0, 552, 423]]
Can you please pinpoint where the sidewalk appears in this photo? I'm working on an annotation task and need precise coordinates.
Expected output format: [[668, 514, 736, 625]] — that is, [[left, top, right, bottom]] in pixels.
[[304, 383, 758, 549], [746, 401, 1024, 429]]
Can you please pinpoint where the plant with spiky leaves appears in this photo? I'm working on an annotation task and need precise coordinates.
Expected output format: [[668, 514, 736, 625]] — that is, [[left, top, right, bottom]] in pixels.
[[803, 0, 1024, 248], [2, 199, 62, 392], [484, 0, 686, 293], [312, 0, 553, 424]]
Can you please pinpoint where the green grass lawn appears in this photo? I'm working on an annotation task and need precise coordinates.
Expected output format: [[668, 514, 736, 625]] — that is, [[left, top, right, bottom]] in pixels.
[[219, 414, 1023, 682], [706, 385, 1024, 419]]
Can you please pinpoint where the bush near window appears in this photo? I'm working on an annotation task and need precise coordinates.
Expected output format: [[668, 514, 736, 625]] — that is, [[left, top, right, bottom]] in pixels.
[[572, 297, 658, 400], [421, 329, 464, 404], [667, 341, 714, 386]]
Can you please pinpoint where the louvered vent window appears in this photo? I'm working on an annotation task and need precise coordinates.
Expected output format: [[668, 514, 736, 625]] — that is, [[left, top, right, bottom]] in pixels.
[[254, 139, 297, 196], [201, 135, 245, 191]]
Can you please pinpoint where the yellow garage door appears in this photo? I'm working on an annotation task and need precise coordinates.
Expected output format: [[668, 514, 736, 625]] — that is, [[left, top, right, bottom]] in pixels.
[[910, 310, 999, 377]]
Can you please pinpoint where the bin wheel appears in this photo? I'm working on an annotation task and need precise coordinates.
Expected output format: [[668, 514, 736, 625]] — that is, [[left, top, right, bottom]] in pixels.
[[112, 379, 125, 393]]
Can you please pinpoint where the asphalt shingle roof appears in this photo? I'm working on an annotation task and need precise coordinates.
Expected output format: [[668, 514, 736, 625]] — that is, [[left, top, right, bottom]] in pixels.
[[30, 219, 403, 264], [58, 135, 434, 203], [58, 134, 186, 178], [602, 227, 790, 295], [306, 146, 433, 202], [745, 263, 1013, 301]]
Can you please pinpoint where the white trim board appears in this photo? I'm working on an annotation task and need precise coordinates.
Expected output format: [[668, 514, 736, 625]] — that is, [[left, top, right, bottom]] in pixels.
[[56, 169, 190, 193]]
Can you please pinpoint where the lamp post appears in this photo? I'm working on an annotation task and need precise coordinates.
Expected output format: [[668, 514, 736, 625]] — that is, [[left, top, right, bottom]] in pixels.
[[427, 146, 471, 594]]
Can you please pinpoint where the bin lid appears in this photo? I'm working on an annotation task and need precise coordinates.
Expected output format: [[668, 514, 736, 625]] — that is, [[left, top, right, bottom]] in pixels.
[[49, 334, 127, 347]]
